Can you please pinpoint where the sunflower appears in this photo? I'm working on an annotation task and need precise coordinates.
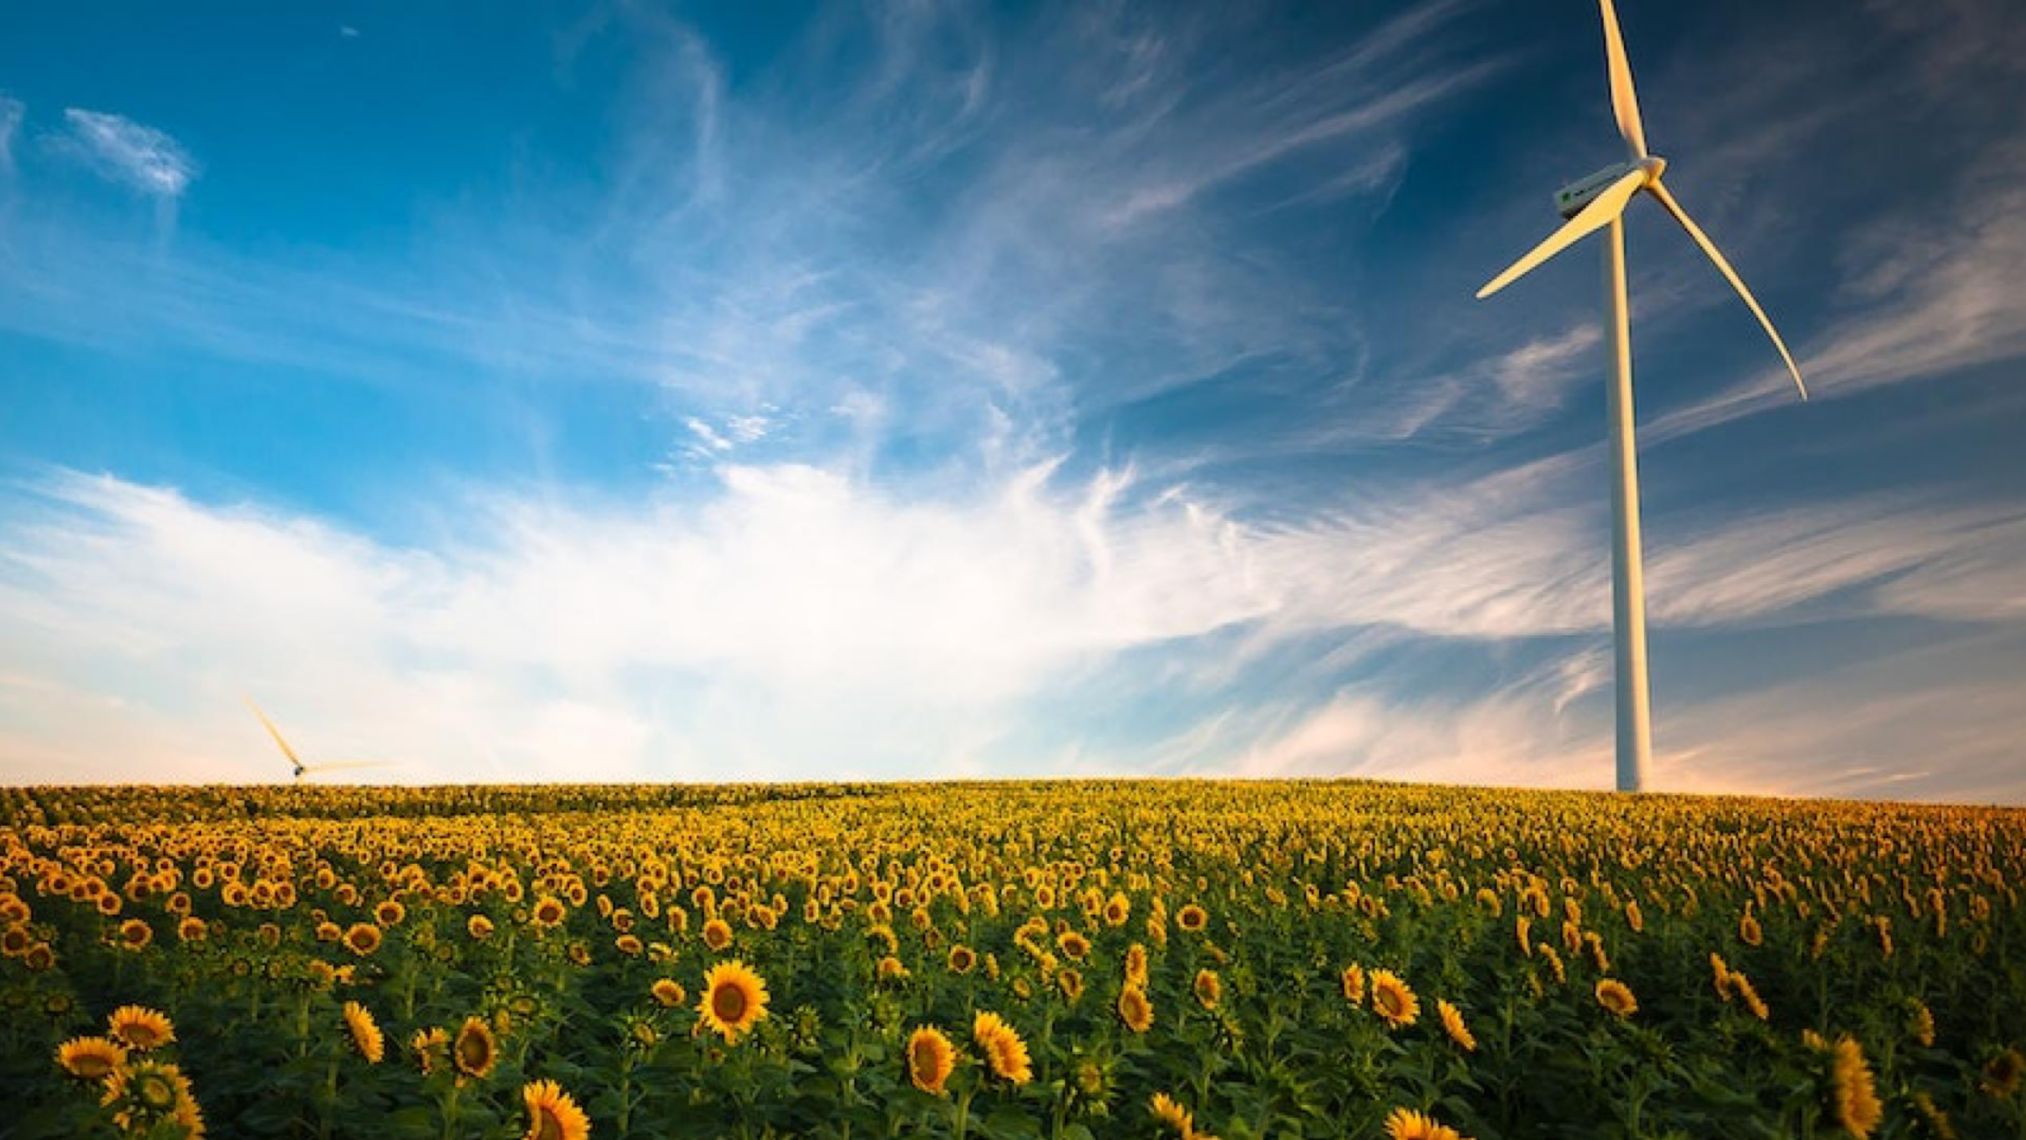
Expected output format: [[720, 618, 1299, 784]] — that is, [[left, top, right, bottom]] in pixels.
[[651, 978, 686, 1008], [375, 900, 406, 927], [56, 1036, 128, 1080], [1984, 1048, 2025, 1098], [1370, 970, 1419, 1028], [342, 1001, 384, 1063], [411, 1027, 450, 1076], [1103, 892, 1130, 927], [697, 960, 769, 1043], [1437, 1000, 1477, 1052], [1125, 942, 1149, 987], [1828, 1035, 1883, 1137], [702, 918, 734, 952], [1739, 913, 1763, 947], [521, 1079, 590, 1140], [108, 1005, 176, 1051], [342, 922, 383, 957], [1193, 968, 1222, 1010], [118, 918, 153, 951], [468, 914, 496, 940], [1911, 1091, 1956, 1139], [453, 1016, 498, 1080], [1118, 984, 1154, 1033], [1515, 917, 1531, 957], [102, 1059, 203, 1138], [1384, 1106, 1466, 1140], [1150, 1092, 1194, 1135], [1341, 963, 1366, 1004], [1058, 968, 1085, 1002], [1595, 979, 1638, 1019], [1175, 904, 1208, 933], [1908, 1000, 1935, 1048], [906, 1025, 956, 1095], [531, 896, 567, 928], [947, 944, 976, 974], [972, 1011, 1033, 1085]]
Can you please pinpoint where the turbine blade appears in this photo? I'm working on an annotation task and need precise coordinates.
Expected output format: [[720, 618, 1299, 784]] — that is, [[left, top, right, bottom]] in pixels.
[[1647, 179, 1809, 399], [244, 695, 305, 768], [1476, 169, 1645, 299], [1599, 0, 1648, 159]]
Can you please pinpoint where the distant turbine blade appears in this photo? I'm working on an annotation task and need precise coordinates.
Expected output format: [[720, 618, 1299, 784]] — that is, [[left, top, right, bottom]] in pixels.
[[1646, 179, 1809, 399], [1476, 168, 1645, 299], [1599, 0, 1648, 159], [244, 696, 305, 768]]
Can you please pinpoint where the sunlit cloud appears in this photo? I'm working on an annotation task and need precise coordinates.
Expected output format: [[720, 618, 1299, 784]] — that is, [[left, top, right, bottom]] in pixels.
[[56, 109, 198, 197]]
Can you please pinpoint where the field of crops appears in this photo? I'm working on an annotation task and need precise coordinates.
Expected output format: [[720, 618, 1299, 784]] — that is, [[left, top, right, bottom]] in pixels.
[[2, 781, 2022, 1139]]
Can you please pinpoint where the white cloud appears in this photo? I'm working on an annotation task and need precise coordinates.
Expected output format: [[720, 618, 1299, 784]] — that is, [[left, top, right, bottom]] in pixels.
[[4, 461, 2023, 795], [0, 95, 22, 171], [58, 109, 198, 197]]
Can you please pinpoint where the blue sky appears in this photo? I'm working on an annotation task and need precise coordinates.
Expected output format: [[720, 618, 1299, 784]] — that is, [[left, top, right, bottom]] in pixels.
[[2, 0, 2023, 799]]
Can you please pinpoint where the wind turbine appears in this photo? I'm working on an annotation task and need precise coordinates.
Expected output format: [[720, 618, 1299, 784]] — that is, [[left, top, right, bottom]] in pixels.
[[1475, 0, 1807, 792], [245, 696, 389, 783]]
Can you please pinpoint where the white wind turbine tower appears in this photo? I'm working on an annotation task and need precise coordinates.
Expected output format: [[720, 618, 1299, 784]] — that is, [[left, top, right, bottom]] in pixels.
[[245, 696, 390, 783], [1475, 0, 1807, 792]]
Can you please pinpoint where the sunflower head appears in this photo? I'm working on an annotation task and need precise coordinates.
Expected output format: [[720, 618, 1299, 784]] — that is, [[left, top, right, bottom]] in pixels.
[[1193, 968, 1222, 1010], [521, 1079, 591, 1140], [1983, 1048, 2025, 1098], [702, 918, 734, 952], [453, 1016, 498, 1080], [1829, 1035, 1884, 1137], [343, 1001, 385, 1064], [651, 978, 686, 1008], [101, 1059, 201, 1136], [1437, 1000, 1477, 1052], [1117, 985, 1154, 1033], [410, 1027, 450, 1076], [1595, 979, 1638, 1019], [1370, 970, 1419, 1028], [906, 1025, 956, 1095], [532, 897, 567, 928], [1341, 963, 1366, 1004], [972, 1011, 1033, 1084], [56, 1036, 128, 1081], [343, 922, 383, 957], [697, 960, 769, 1044], [1150, 1092, 1194, 1135], [107, 1005, 176, 1052], [117, 918, 153, 951], [1384, 1106, 1464, 1140]]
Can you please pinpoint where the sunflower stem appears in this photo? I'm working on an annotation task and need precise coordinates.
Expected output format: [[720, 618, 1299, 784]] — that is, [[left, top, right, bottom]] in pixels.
[[316, 1054, 338, 1140], [953, 1087, 976, 1140], [438, 1082, 462, 1140]]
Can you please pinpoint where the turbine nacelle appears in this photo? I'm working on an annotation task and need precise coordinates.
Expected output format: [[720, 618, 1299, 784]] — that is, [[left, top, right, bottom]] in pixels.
[[1556, 156, 1665, 220]]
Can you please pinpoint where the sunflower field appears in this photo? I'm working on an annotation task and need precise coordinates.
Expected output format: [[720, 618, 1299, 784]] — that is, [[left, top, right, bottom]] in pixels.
[[2, 781, 2022, 1139]]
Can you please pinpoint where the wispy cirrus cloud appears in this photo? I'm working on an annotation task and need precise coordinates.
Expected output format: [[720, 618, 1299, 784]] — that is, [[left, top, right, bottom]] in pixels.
[[56, 109, 198, 197], [0, 94, 23, 172]]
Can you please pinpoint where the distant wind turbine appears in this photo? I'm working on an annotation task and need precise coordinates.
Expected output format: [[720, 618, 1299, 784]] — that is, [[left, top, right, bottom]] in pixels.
[[245, 696, 389, 782], [1475, 0, 1807, 792]]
